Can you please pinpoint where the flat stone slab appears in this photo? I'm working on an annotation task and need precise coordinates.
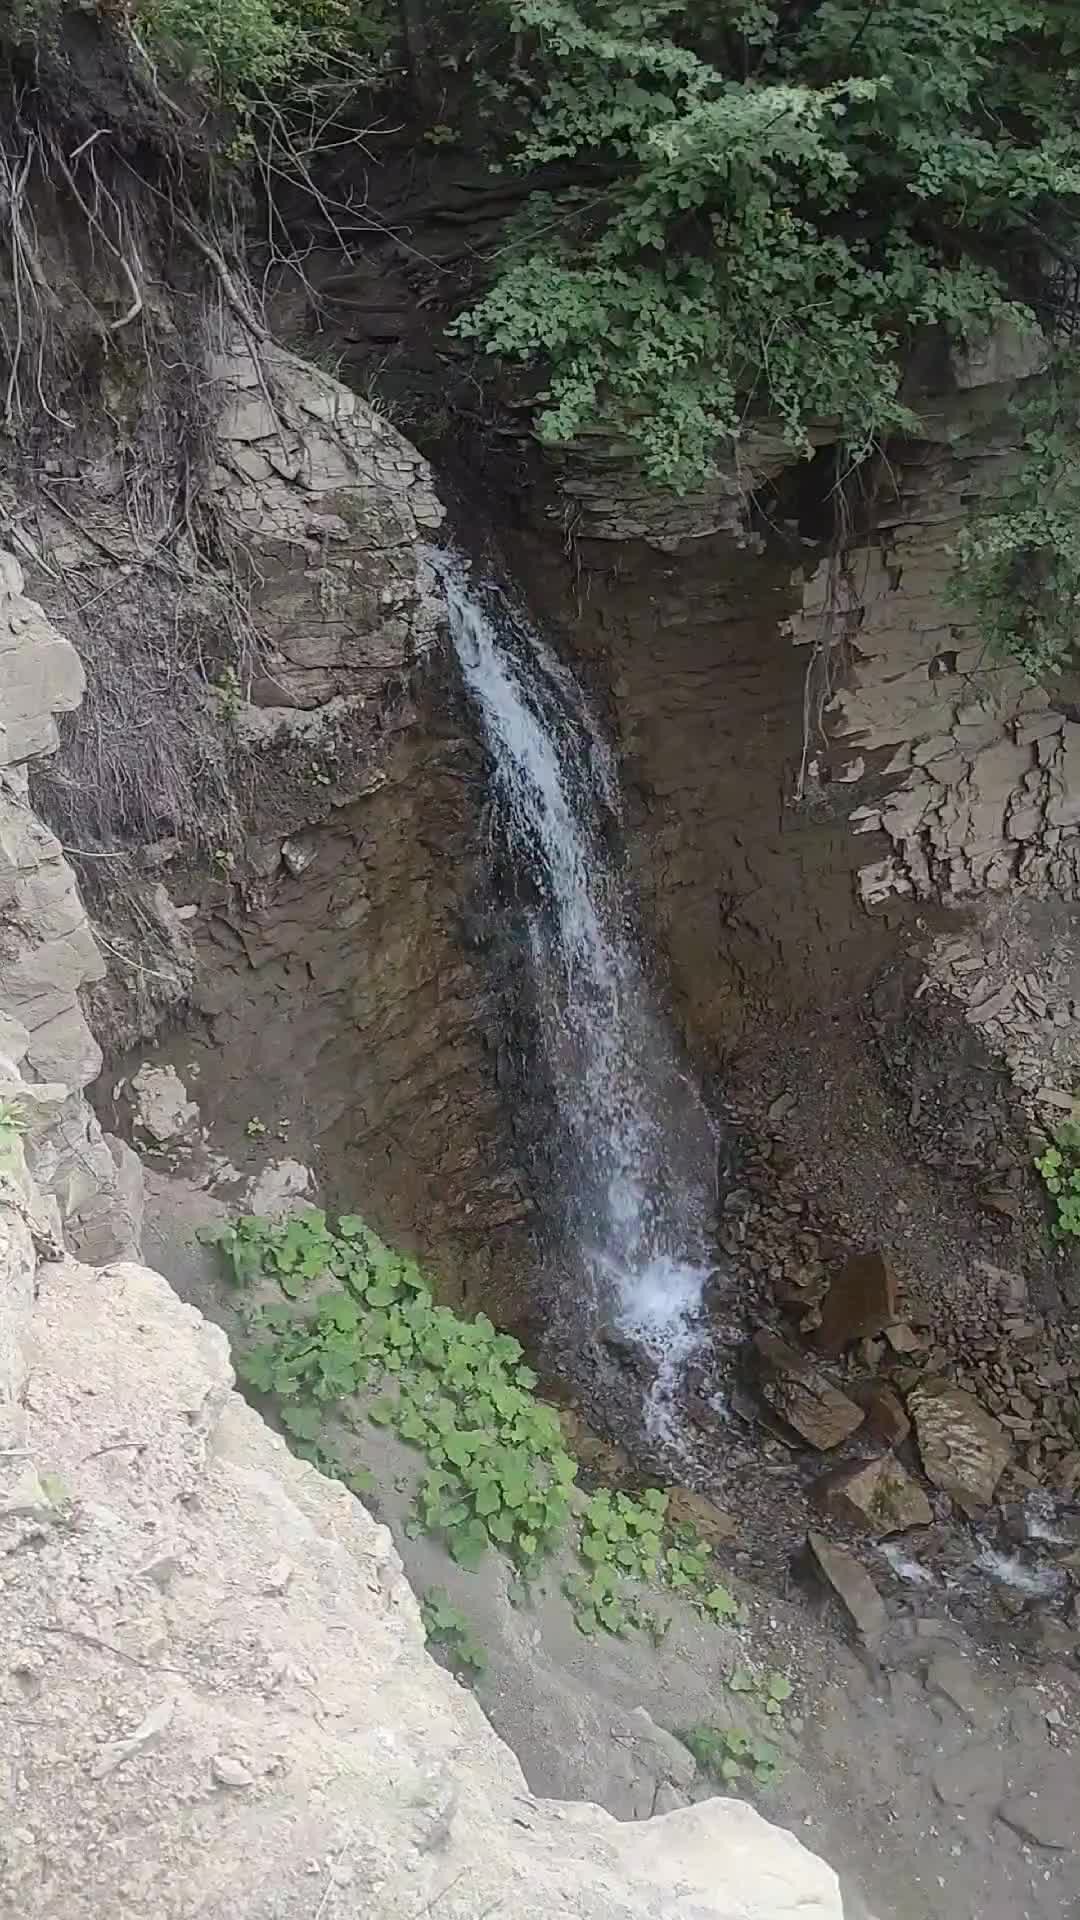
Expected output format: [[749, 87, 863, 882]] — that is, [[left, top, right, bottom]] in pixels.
[[755, 1333, 865, 1450], [925, 1654, 996, 1727], [807, 1531, 886, 1643]]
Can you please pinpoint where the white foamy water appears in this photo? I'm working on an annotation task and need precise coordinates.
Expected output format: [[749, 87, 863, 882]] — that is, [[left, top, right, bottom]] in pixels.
[[878, 1542, 936, 1587], [438, 552, 716, 1443], [976, 1546, 1066, 1599]]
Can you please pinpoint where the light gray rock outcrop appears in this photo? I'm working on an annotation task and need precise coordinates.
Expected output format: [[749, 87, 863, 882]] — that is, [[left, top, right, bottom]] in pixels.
[[0, 549, 84, 766], [0, 554, 140, 1261], [0, 1219, 844, 1920]]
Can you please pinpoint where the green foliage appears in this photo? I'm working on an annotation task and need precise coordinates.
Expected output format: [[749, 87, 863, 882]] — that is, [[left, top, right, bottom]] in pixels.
[[1035, 1112, 1080, 1238], [565, 1486, 666, 1634], [950, 358, 1080, 677], [421, 1587, 488, 1676], [135, 0, 392, 110], [564, 1487, 745, 1636], [208, 1208, 577, 1572], [456, 0, 1080, 489], [730, 1662, 794, 1717], [680, 1722, 781, 1790], [0, 1099, 27, 1148], [210, 1208, 757, 1656]]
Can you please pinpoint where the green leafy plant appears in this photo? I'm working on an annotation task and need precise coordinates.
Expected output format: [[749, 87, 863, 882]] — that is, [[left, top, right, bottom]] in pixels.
[[1035, 1112, 1080, 1238], [680, 1722, 781, 1790], [421, 1587, 488, 1676], [208, 1208, 755, 1653], [207, 1208, 578, 1571], [564, 1488, 745, 1636], [0, 1098, 27, 1147], [135, 0, 392, 107], [730, 1663, 794, 1717]]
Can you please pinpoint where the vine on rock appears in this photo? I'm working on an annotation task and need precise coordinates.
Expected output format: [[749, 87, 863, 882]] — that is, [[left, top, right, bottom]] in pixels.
[[949, 357, 1080, 679]]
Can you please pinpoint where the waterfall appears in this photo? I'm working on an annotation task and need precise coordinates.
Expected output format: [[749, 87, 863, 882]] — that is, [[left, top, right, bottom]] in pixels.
[[438, 552, 717, 1442]]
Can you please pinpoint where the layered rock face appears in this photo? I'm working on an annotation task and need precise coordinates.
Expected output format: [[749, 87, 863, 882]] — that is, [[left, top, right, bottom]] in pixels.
[[210, 340, 444, 718], [511, 531, 905, 1058], [0, 547, 843, 1920], [187, 346, 528, 1302], [507, 371, 1080, 1071], [789, 425, 1080, 910], [0, 557, 141, 1262], [29, 341, 527, 1302]]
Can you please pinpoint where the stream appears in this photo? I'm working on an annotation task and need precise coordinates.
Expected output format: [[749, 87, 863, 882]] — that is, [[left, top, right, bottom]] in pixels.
[[439, 550, 719, 1449]]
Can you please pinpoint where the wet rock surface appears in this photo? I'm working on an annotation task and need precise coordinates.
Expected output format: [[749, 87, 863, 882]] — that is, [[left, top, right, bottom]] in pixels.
[[815, 1252, 898, 1356]]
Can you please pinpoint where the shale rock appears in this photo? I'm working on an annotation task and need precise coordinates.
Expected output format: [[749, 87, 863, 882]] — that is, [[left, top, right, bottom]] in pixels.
[[932, 1743, 1005, 1807], [858, 1382, 911, 1448], [754, 1332, 865, 1450], [814, 1454, 932, 1536], [807, 1531, 886, 1643], [815, 1252, 897, 1357], [666, 1486, 737, 1546], [908, 1377, 1011, 1509]]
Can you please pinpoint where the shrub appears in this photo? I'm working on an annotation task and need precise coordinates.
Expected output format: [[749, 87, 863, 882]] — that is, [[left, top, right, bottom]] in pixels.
[[207, 1208, 578, 1570], [421, 1587, 488, 1675], [205, 1207, 748, 1639], [135, 0, 392, 107], [680, 1722, 781, 1790]]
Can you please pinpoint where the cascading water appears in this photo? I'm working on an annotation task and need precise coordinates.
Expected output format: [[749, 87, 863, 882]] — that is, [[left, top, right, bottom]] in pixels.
[[437, 551, 719, 1448]]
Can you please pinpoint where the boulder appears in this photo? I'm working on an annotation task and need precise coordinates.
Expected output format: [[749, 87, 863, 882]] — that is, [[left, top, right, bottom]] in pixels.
[[858, 1382, 911, 1447], [244, 1157, 314, 1217], [883, 1322, 925, 1355], [666, 1486, 736, 1546], [815, 1252, 897, 1356], [807, 1531, 886, 1643], [0, 1214, 848, 1920], [814, 1454, 932, 1536], [754, 1332, 865, 1450], [908, 1377, 1011, 1510], [129, 1063, 200, 1147]]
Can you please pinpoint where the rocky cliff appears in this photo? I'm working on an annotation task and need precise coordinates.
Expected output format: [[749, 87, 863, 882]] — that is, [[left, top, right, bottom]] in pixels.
[[0, 550, 844, 1918]]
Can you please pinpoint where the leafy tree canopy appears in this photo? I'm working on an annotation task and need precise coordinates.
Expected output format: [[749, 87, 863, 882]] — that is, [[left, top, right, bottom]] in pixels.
[[451, 0, 1080, 489]]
